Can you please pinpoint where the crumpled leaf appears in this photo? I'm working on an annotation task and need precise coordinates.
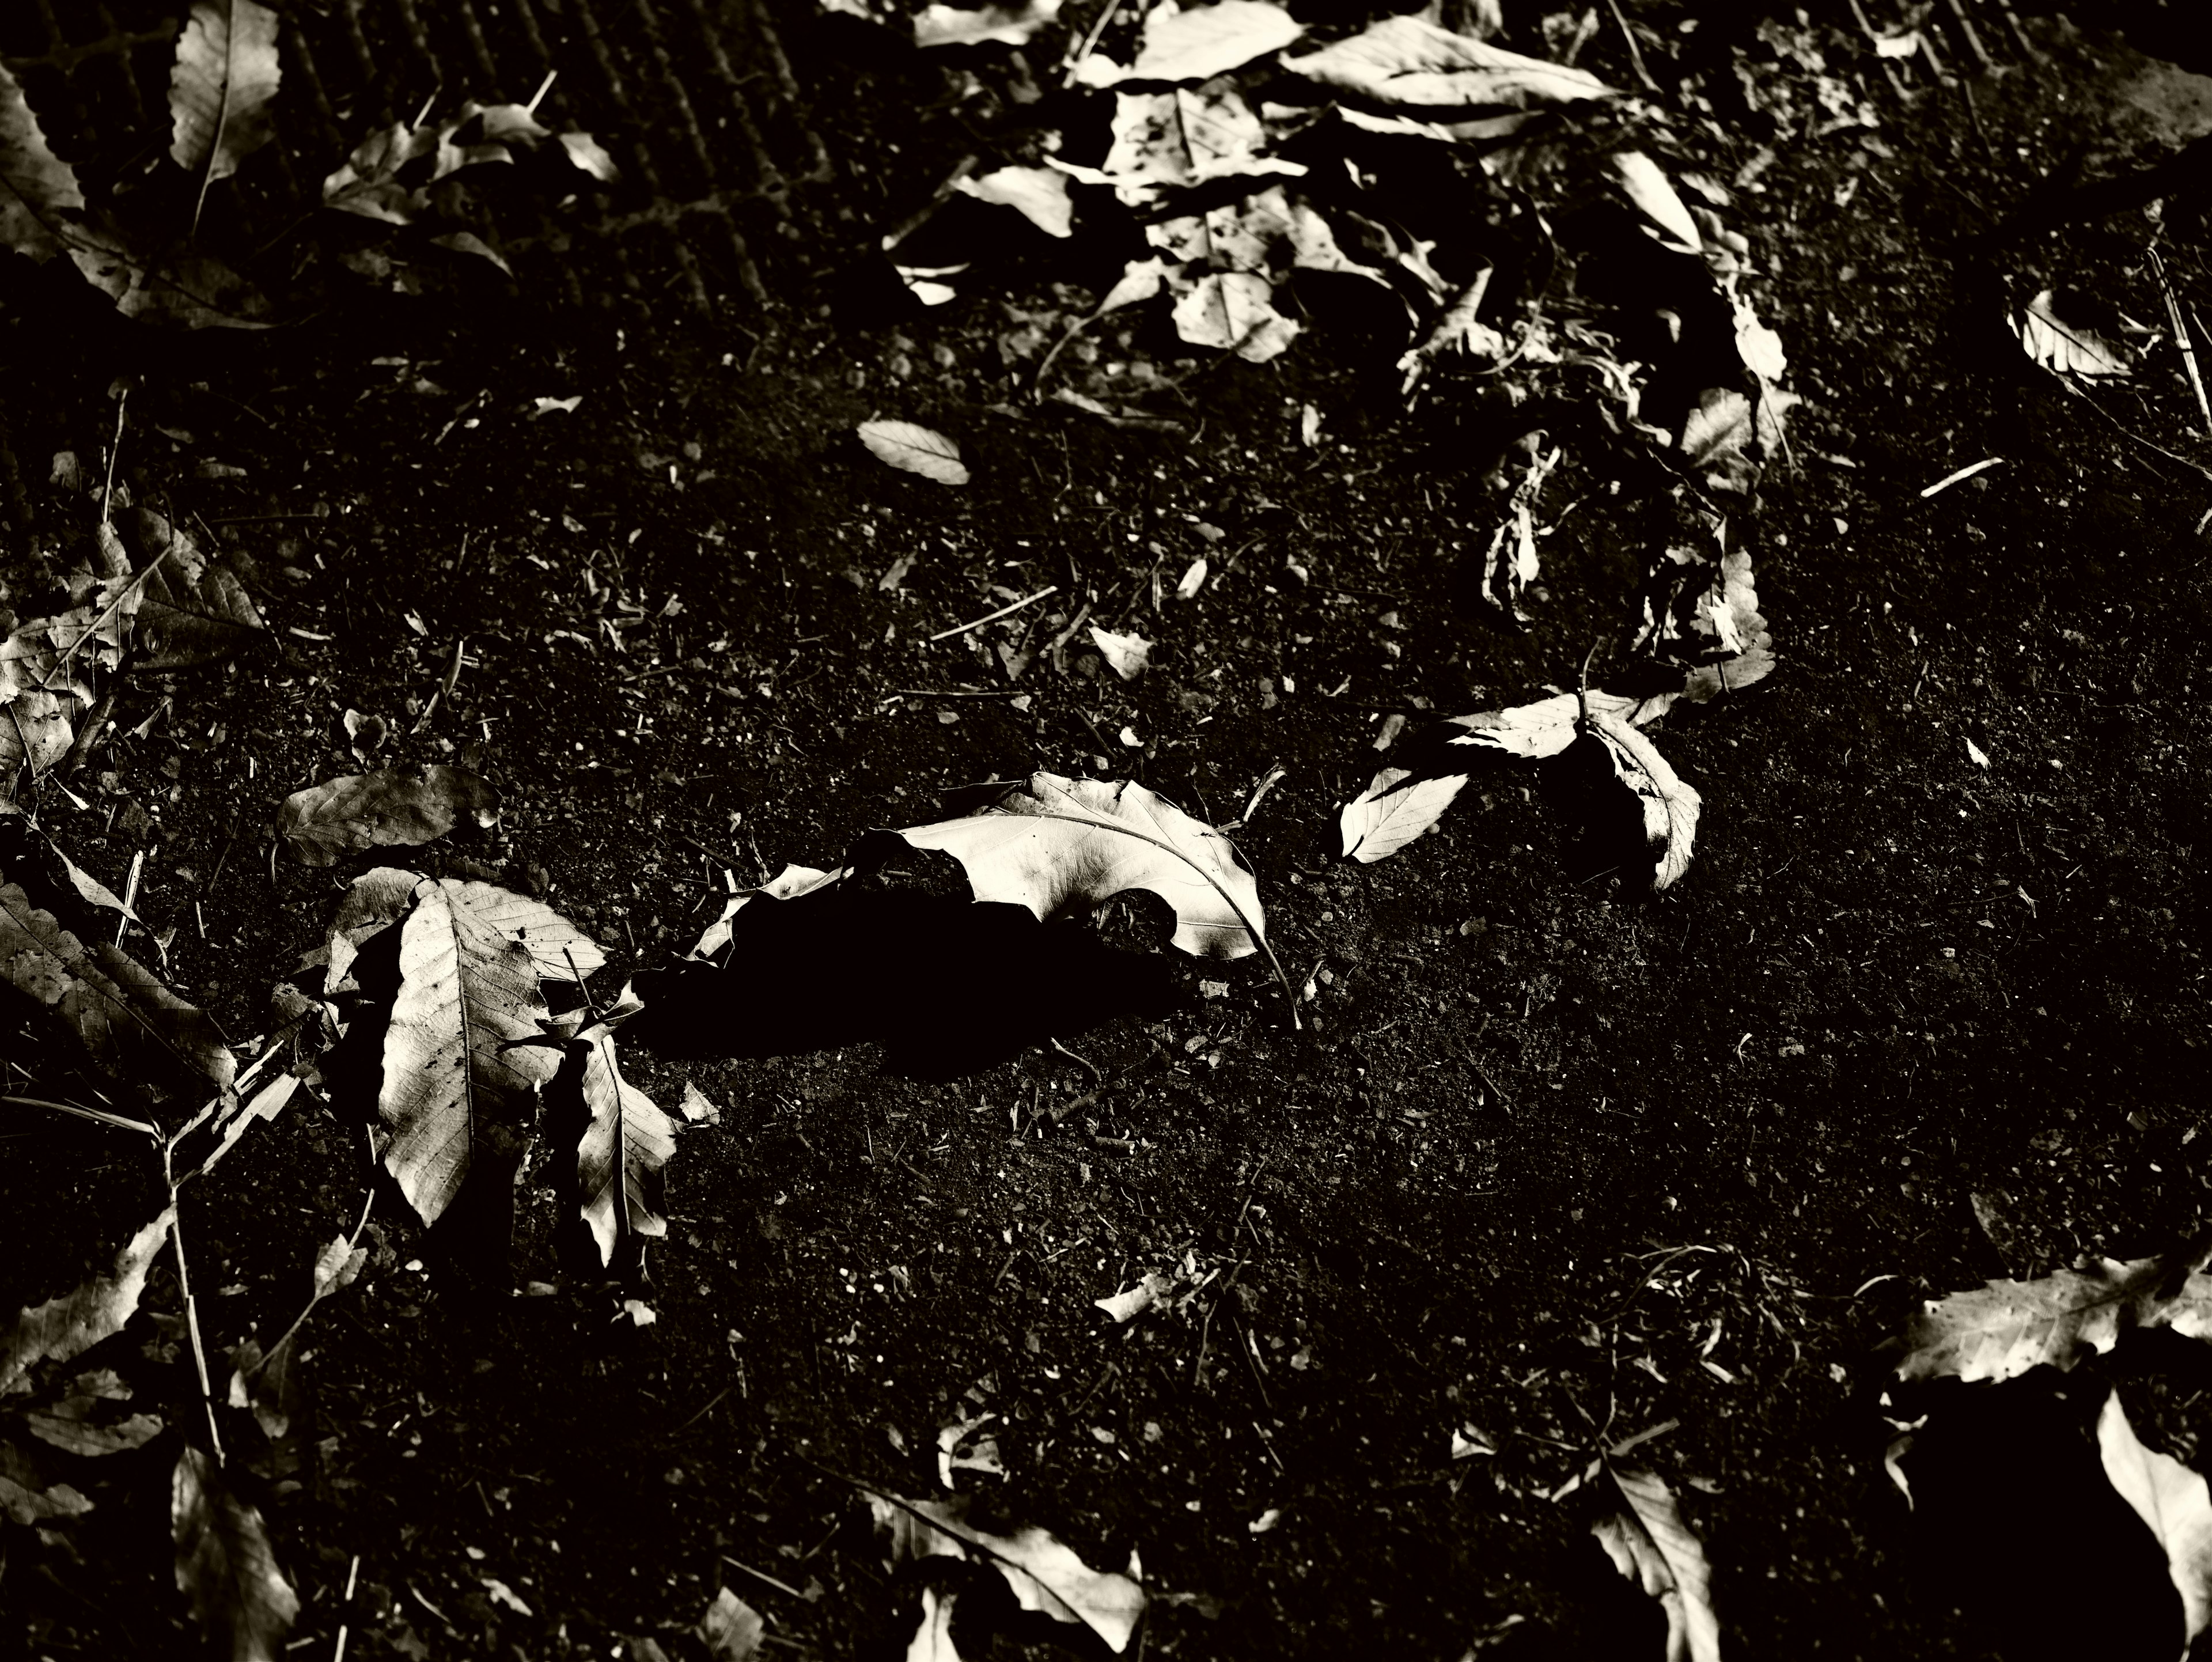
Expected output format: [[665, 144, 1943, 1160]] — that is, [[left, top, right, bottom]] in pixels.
[[1447, 688, 1664, 759], [173, 1445, 299, 1662], [276, 765, 502, 866], [1095, 1271, 1176, 1322], [1897, 1255, 2212, 1384], [1115, 0, 1305, 85], [0, 1440, 94, 1524], [565, 1016, 675, 1265], [858, 421, 971, 486], [378, 880, 563, 1226], [868, 1490, 1147, 1653], [169, 0, 283, 230], [698, 1586, 766, 1662], [1171, 270, 1298, 358], [0, 687, 73, 774], [915, 0, 1060, 48], [122, 505, 268, 667], [2097, 1388, 2212, 1652], [1, 881, 236, 1108], [558, 131, 620, 182], [899, 771, 1267, 961], [688, 863, 849, 961], [1, 1207, 176, 1394], [1088, 626, 1153, 680], [0, 63, 86, 263], [1592, 1467, 1722, 1662], [2017, 289, 2129, 378], [1338, 769, 1469, 863], [1056, 82, 1306, 209], [1283, 16, 1612, 109], [956, 166, 1073, 237], [1573, 711, 1702, 891]]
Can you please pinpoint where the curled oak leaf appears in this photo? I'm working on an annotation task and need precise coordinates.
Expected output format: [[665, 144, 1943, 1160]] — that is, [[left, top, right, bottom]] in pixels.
[[276, 765, 501, 866], [1, 1206, 176, 1394], [868, 1489, 1146, 1653], [898, 771, 1271, 961], [378, 881, 560, 1227], [168, 0, 283, 234], [173, 1445, 298, 1662], [1, 882, 235, 1108]]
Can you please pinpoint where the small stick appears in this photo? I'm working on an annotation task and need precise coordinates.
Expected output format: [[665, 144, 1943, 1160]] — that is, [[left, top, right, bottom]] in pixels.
[[1603, 0, 1660, 92], [332, 1553, 361, 1662], [719, 1556, 810, 1600], [101, 387, 127, 528], [2152, 248, 2211, 434], [1063, 0, 1126, 88], [1919, 457, 2005, 498], [1944, 0, 1993, 68], [928, 585, 1058, 643]]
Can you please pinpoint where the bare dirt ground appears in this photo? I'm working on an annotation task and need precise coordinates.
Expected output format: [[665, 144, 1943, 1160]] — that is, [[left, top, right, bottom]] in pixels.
[[6, 5, 2211, 1659]]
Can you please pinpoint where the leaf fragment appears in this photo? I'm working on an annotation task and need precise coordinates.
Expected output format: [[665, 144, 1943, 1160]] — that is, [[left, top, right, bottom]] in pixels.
[[276, 766, 502, 866], [897, 771, 1267, 961], [1, 1207, 176, 1394], [1087, 626, 1153, 680], [956, 166, 1073, 237], [0, 688, 73, 774], [0, 1440, 93, 1524], [173, 1445, 300, 1662], [1283, 16, 1612, 109], [1582, 711, 1702, 891], [2097, 1388, 2212, 1652], [1592, 1467, 1722, 1662], [699, 1587, 765, 1662], [1338, 769, 1468, 863], [858, 421, 971, 486], [1120, 0, 1305, 85], [2017, 289, 2129, 378], [1897, 1255, 2212, 1384], [0, 64, 86, 264], [915, 0, 1061, 49]]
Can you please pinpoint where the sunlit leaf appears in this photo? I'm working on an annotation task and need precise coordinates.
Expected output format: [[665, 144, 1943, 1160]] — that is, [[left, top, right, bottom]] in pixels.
[[1087, 626, 1153, 680], [169, 0, 283, 232], [2017, 289, 2128, 378], [1, 1207, 176, 1394], [173, 1445, 299, 1662], [2098, 1388, 2212, 1652], [915, 0, 1060, 48], [956, 166, 1073, 237], [567, 1018, 675, 1265], [1283, 16, 1612, 109], [0, 63, 86, 264], [1593, 1467, 1722, 1662], [1898, 1255, 2212, 1384], [1118, 0, 1304, 85], [1338, 769, 1468, 863], [858, 421, 971, 486]]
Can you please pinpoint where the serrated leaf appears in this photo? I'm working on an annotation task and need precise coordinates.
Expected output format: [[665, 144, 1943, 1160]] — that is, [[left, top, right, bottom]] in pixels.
[[440, 881, 605, 981], [915, 0, 1061, 48], [2098, 1388, 2212, 1652], [897, 771, 1268, 961], [1, 1206, 176, 1394], [378, 881, 560, 1227], [1593, 1467, 1721, 1662], [1584, 711, 1702, 890], [869, 1489, 1147, 1652], [276, 766, 501, 866], [169, 0, 283, 233], [1338, 768, 1468, 862], [699, 1586, 766, 1662], [1283, 15, 1612, 109], [173, 1445, 298, 1662], [858, 421, 971, 485], [571, 1023, 675, 1265], [1897, 1256, 2212, 1384], [1446, 688, 1662, 759], [1, 62, 86, 264], [1, 881, 236, 1108]]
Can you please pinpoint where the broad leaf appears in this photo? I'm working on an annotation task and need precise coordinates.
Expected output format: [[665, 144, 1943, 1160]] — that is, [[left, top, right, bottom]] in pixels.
[[858, 421, 971, 485], [1120, 0, 1304, 85], [1174, 270, 1298, 357], [957, 166, 1072, 237], [1588, 712, 1700, 889], [1067, 84, 1305, 210], [1087, 626, 1152, 680], [2098, 1389, 2212, 1652], [2017, 289, 2128, 378], [898, 771, 1268, 961], [169, 0, 283, 231], [127, 506, 268, 664], [0, 63, 85, 263], [1592, 1467, 1721, 1662], [1897, 1256, 2212, 1384], [65, 222, 272, 328], [0, 1440, 93, 1524], [1, 1206, 176, 1394], [1283, 16, 1612, 109], [1447, 689, 1662, 759], [173, 1445, 299, 1662], [378, 881, 561, 1226], [26, 1406, 163, 1457], [276, 766, 501, 866], [441, 880, 605, 981], [869, 1489, 1147, 1653], [324, 865, 423, 990], [699, 1587, 765, 1662], [0, 687, 73, 774], [569, 1020, 675, 1265], [1, 882, 236, 1108], [1338, 769, 1467, 863]]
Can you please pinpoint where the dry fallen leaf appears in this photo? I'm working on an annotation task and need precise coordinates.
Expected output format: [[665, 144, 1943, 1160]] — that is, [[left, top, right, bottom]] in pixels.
[[173, 1445, 298, 1662], [2097, 1388, 2212, 1654], [1088, 626, 1153, 680], [169, 0, 283, 232], [956, 166, 1073, 237], [914, 0, 1060, 48], [1, 1207, 176, 1394], [858, 420, 971, 485], [276, 766, 502, 866], [1897, 1255, 2212, 1384], [1119, 0, 1304, 85], [1283, 15, 1612, 109], [2017, 289, 2129, 378], [1337, 769, 1468, 863], [560, 1013, 676, 1265], [698, 1586, 765, 1662], [0, 63, 86, 266], [1592, 1467, 1722, 1662], [1582, 711, 1702, 890], [0, 1440, 94, 1525]]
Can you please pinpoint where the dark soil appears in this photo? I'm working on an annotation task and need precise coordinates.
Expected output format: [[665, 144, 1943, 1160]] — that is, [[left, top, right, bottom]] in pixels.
[[5, 8, 2211, 1661]]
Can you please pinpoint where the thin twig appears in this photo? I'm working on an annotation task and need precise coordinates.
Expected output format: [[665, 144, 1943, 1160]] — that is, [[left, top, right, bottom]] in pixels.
[[101, 388, 126, 528], [2, 1095, 160, 1138], [927, 585, 1058, 643], [1063, 0, 1126, 88], [720, 1556, 810, 1600], [2152, 247, 2211, 434], [1604, 0, 1660, 92], [163, 1151, 224, 1465]]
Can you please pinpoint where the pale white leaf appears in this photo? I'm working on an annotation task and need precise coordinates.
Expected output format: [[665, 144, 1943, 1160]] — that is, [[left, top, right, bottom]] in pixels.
[[1733, 297, 1787, 384], [483, 1579, 533, 1616], [1283, 16, 1612, 109], [915, 0, 1060, 48], [957, 165, 1073, 236], [1447, 689, 1658, 759], [1588, 711, 1702, 890], [1594, 1467, 1721, 1662], [1338, 768, 1468, 863], [558, 131, 620, 182], [897, 771, 1268, 961], [1088, 626, 1153, 680], [1611, 152, 1702, 252], [1095, 1273, 1173, 1322], [445, 881, 605, 981], [574, 1024, 676, 1265], [1, 1207, 176, 1394], [1175, 557, 1207, 599], [1171, 270, 1298, 358], [310, 1235, 366, 1298], [680, 1081, 722, 1125], [699, 1586, 765, 1662], [858, 421, 971, 486], [2017, 289, 2128, 377], [687, 863, 849, 960], [1966, 736, 1990, 768], [2099, 1390, 2212, 1651], [1084, 83, 1306, 210], [1122, 1, 1304, 85], [169, 1, 282, 210], [1897, 1256, 2212, 1384], [1097, 255, 1176, 313]]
